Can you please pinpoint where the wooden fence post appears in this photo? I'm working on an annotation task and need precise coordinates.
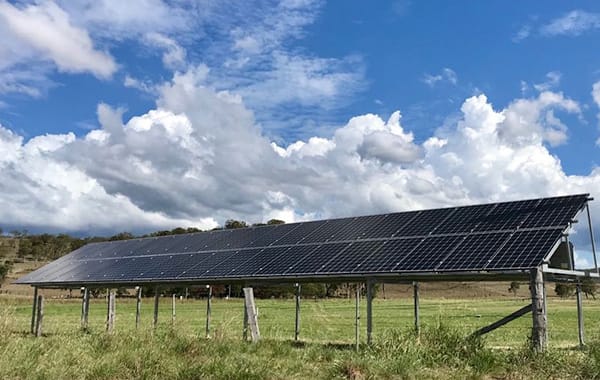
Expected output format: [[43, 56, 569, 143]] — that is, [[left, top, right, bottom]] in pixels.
[[30, 287, 38, 334], [35, 294, 44, 337], [106, 290, 115, 333], [530, 267, 547, 352], [413, 281, 420, 333], [294, 283, 301, 341], [243, 287, 260, 342]]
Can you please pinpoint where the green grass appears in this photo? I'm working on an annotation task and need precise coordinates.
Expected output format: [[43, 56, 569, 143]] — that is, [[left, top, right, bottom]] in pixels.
[[2, 295, 600, 379]]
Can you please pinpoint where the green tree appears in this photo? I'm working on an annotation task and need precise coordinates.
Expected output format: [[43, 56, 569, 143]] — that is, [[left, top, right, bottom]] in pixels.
[[581, 278, 597, 300], [555, 283, 575, 298], [109, 232, 135, 241], [267, 219, 285, 225], [225, 220, 248, 229], [508, 281, 520, 296]]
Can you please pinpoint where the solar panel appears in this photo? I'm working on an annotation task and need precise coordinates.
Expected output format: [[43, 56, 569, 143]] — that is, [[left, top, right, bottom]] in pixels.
[[486, 228, 564, 270], [437, 232, 512, 271], [15, 193, 589, 286]]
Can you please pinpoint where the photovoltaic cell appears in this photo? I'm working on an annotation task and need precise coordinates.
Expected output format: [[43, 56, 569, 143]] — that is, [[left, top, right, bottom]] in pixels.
[[271, 221, 327, 246], [257, 245, 318, 276], [300, 217, 357, 243], [246, 223, 304, 248], [15, 194, 589, 285], [205, 248, 264, 278], [352, 238, 420, 273], [396, 235, 466, 272], [520, 195, 588, 229], [286, 243, 349, 275], [359, 212, 419, 239], [395, 208, 456, 237], [486, 228, 564, 270], [178, 250, 237, 279], [437, 232, 512, 271], [433, 204, 493, 234], [322, 240, 385, 273]]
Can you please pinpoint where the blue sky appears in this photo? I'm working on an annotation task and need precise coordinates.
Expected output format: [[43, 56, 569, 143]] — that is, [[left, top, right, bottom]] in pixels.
[[0, 0, 600, 267], [2, 1, 600, 173]]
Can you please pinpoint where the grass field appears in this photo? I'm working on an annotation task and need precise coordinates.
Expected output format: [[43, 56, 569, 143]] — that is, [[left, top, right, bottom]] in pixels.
[[2, 294, 600, 379]]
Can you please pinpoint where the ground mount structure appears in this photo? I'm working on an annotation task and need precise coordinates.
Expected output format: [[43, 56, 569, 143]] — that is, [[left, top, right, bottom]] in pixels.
[[17, 193, 599, 350]]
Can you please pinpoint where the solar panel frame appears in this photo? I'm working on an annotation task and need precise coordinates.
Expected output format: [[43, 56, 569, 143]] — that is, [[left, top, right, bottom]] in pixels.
[[14, 193, 590, 286]]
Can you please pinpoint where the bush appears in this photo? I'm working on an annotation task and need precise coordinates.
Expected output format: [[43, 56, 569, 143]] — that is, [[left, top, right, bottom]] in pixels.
[[555, 283, 575, 298]]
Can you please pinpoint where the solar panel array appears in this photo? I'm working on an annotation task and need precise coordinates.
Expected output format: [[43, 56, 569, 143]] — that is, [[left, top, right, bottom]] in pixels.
[[16, 194, 589, 286]]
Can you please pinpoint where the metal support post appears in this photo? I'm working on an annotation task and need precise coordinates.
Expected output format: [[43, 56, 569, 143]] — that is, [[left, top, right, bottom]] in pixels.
[[294, 283, 301, 341], [171, 294, 176, 325], [153, 288, 160, 329], [205, 285, 212, 338], [576, 283, 585, 347], [355, 283, 360, 351], [586, 203, 599, 274], [135, 287, 142, 329], [566, 234, 585, 346], [413, 281, 420, 333], [366, 280, 373, 345], [30, 287, 38, 334]]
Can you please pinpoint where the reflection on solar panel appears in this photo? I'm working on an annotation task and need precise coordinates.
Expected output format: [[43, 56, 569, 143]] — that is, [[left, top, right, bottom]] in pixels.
[[16, 194, 589, 286]]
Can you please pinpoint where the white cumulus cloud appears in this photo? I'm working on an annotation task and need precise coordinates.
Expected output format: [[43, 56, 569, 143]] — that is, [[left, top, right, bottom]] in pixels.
[[0, 67, 599, 248], [0, 1, 117, 78]]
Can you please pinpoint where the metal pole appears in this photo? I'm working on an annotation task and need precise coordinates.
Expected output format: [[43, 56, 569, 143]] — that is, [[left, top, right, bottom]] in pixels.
[[413, 281, 420, 333], [366, 280, 373, 345], [153, 288, 160, 329], [243, 297, 248, 341], [586, 203, 599, 274], [135, 287, 142, 329], [294, 283, 301, 341], [30, 287, 38, 334], [206, 285, 212, 338], [171, 294, 176, 325], [576, 283, 585, 347], [565, 233, 585, 346], [355, 284, 360, 351]]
